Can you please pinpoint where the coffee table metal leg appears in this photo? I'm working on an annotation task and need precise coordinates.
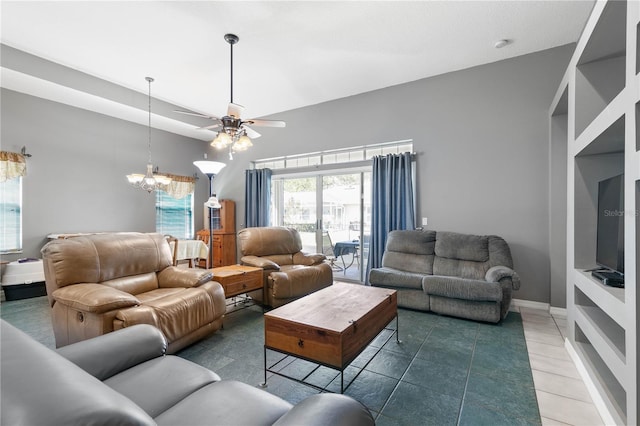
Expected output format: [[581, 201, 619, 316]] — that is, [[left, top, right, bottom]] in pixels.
[[396, 314, 401, 344], [259, 346, 268, 388]]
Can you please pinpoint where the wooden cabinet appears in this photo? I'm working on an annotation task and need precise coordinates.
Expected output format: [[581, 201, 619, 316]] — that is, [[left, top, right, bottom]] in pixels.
[[205, 199, 235, 234], [212, 234, 236, 267], [198, 199, 237, 267]]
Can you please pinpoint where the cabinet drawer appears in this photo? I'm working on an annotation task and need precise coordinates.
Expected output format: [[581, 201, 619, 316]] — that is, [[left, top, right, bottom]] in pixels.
[[218, 271, 262, 298]]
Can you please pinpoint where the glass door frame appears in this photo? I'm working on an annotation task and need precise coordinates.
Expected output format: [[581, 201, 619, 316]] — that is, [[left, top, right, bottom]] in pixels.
[[270, 165, 371, 283]]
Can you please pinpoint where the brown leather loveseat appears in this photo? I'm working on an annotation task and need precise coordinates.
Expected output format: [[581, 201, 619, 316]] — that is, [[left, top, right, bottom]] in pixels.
[[41, 232, 226, 353], [238, 226, 333, 307]]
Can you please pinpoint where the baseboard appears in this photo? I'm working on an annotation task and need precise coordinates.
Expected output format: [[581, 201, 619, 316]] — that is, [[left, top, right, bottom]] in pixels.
[[510, 298, 550, 312], [549, 306, 567, 318], [564, 339, 617, 426]]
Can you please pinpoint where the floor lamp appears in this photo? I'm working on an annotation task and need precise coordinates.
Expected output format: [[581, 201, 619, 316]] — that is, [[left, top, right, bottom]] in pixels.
[[193, 161, 226, 268]]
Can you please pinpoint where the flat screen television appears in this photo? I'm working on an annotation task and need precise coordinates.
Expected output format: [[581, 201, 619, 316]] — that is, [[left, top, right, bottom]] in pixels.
[[596, 174, 624, 275]]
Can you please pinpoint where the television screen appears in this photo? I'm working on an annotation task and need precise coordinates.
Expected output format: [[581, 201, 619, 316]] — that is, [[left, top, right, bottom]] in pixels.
[[596, 174, 624, 274]]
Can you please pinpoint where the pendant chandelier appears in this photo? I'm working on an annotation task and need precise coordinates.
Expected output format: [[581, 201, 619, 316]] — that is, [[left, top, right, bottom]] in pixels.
[[126, 76, 172, 192]]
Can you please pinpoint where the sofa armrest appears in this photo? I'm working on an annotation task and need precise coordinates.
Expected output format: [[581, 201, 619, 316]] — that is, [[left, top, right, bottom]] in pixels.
[[56, 324, 167, 381], [273, 394, 374, 426], [293, 251, 326, 266], [241, 255, 280, 270], [485, 266, 521, 290], [157, 266, 213, 288], [52, 283, 140, 314]]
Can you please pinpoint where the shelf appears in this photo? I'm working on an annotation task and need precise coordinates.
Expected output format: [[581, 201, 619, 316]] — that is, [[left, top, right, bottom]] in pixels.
[[573, 324, 627, 425], [574, 102, 625, 157], [575, 0, 627, 138], [574, 270, 625, 321], [574, 288, 625, 360], [561, 2, 637, 423]]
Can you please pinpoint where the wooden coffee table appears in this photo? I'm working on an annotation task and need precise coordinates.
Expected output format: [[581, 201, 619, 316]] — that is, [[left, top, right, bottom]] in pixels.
[[211, 265, 263, 312], [262, 282, 398, 393]]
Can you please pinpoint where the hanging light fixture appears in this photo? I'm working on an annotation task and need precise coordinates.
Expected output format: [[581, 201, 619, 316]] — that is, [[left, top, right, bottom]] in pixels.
[[127, 76, 172, 192], [174, 33, 285, 160]]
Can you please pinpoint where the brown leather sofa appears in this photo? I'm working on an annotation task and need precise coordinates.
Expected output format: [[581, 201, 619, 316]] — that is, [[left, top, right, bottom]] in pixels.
[[41, 232, 226, 353], [238, 226, 333, 307]]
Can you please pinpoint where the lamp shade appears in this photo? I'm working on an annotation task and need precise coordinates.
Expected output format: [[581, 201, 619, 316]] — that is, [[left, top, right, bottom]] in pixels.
[[193, 161, 226, 176]]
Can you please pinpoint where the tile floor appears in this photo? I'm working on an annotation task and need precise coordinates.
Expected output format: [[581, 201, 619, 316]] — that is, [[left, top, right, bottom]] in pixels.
[[0, 295, 606, 425], [516, 306, 604, 425]]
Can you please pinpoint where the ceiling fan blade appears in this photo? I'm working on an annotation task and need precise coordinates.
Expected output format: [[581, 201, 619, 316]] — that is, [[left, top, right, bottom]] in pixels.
[[243, 125, 261, 139], [244, 119, 286, 128], [174, 110, 221, 121], [197, 124, 222, 130], [227, 103, 244, 118]]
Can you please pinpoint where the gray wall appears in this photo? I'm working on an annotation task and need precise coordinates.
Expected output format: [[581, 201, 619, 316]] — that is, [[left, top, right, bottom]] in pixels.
[[214, 44, 575, 304], [1, 88, 211, 260], [2, 43, 574, 305]]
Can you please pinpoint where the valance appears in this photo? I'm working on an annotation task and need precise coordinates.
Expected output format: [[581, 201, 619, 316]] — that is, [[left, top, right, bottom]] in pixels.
[[162, 174, 196, 199], [0, 151, 27, 183]]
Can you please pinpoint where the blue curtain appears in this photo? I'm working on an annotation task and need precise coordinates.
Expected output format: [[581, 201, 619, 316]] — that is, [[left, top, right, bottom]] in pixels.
[[367, 152, 416, 277], [244, 168, 272, 227]]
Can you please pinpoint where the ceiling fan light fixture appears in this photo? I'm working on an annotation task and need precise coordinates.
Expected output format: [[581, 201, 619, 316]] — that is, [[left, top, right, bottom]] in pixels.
[[234, 134, 253, 151], [211, 131, 232, 149], [175, 33, 285, 159]]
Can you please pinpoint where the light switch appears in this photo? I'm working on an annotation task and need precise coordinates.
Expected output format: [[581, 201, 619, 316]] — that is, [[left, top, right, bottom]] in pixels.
[[422, 217, 428, 226]]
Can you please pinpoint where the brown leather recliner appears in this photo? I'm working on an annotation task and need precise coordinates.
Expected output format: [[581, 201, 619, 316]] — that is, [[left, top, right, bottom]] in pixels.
[[238, 227, 333, 307], [41, 232, 226, 353]]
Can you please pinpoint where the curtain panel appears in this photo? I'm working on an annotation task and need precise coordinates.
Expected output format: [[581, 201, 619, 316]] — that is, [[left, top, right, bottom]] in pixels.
[[244, 168, 272, 227], [367, 152, 416, 277], [0, 151, 27, 182], [162, 174, 195, 199]]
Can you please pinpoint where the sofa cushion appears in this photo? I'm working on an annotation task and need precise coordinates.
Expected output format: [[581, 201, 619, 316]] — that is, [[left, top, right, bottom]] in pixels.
[[238, 226, 303, 256], [116, 282, 225, 343], [368, 267, 425, 290], [53, 283, 140, 313], [423, 275, 502, 302], [435, 232, 489, 262], [1, 320, 155, 426], [269, 264, 333, 299], [105, 356, 221, 418], [432, 257, 489, 280], [154, 380, 293, 426], [42, 233, 173, 289], [103, 272, 159, 295], [382, 230, 436, 274]]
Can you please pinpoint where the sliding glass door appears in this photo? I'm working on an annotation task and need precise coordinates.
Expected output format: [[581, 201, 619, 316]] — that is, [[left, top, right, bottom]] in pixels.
[[271, 170, 371, 282]]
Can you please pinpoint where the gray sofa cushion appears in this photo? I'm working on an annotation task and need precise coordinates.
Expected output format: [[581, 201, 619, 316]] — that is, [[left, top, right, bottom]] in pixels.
[[382, 230, 435, 274], [0, 321, 155, 426], [368, 267, 425, 290], [105, 356, 220, 418], [435, 231, 489, 262], [432, 257, 489, 280], [423, 275, 502, 302], [155, 380, 293, 426]]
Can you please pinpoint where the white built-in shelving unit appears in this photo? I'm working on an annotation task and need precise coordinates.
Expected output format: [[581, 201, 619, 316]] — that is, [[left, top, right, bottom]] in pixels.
[[549, 1, 638, 424]]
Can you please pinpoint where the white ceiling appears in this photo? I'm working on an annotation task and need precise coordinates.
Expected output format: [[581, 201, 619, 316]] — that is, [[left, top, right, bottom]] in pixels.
[[1, 1, 594, 123]]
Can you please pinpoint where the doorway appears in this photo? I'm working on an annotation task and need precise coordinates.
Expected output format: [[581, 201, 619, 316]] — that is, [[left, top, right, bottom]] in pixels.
[[271, 170, 371, 282]]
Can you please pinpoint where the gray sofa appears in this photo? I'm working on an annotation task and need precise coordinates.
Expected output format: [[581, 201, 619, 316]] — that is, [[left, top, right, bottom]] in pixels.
[[1, 319, 374, 426], [368, 230, 520, 323]]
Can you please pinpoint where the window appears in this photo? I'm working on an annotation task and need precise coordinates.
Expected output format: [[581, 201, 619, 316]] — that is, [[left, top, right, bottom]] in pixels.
[[0, 177, 22, 253], [156, 190, 194, 239]]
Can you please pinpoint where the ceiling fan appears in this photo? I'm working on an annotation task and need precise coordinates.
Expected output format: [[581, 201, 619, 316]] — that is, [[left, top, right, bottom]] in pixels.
[[175, 33, 285, 158]]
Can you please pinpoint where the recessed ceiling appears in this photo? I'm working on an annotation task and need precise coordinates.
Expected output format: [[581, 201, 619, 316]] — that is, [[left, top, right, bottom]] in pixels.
[[1, 1, 594, 121]]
